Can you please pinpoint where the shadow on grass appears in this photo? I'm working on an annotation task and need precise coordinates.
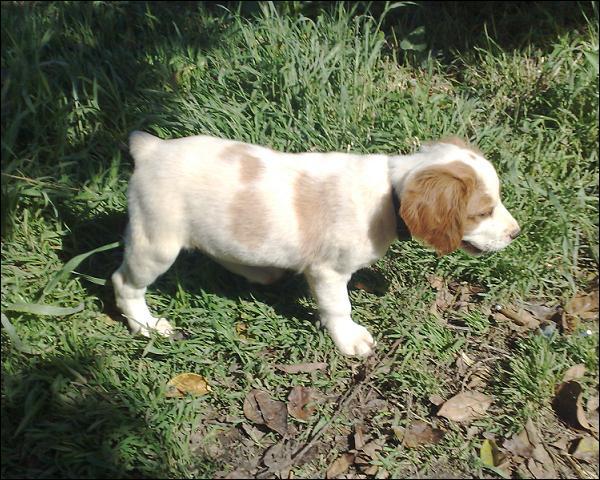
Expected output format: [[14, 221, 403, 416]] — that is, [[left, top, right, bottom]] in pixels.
[[0, 353, 217, 479]]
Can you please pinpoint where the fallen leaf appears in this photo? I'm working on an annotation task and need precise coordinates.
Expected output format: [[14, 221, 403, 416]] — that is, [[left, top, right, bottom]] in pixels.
[[562, 364, 586, 382], [570, 436, 599, 463], [586, 394, 599, 431], [550, 437, 570, 451], [243, 389, 289, 436], [241, 423, 267, 444], [524, 418, 541, 446], [361, 438, 385, 459], [403, 420, 445, 448], [480, 439, 510, 476], [326, 452, 355, 478], [428, 393, 445, 406], [503, 429, 534, 458], [166, 373, 211, 397], [561, 312, 580, 334], [354, 425, 365, 450], [235, 322, 248, 340], [480, 439, 495, 466], [287, 386, 318, 421], [437, 391, 493, 423], [552, 381, 591, 431], [363, 465, 379, 476], [527, 456, 557, 479], [274, 362, 328, 374], [517, 300, 561, 322], [392, 426, 405, 442], [262, 442, 291, 470], [427, 274, 445, 290], [566, 290, 599, 319], [494, 305, 540, 329]]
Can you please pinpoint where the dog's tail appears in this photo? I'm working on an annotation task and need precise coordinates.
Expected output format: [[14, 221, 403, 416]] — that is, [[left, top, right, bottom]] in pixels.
[[129, 131, 161, 166]]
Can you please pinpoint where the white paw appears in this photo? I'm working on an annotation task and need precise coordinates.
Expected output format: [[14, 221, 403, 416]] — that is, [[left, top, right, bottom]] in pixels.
[[128, 317, 174, 337], [329, 322, 376, 357]]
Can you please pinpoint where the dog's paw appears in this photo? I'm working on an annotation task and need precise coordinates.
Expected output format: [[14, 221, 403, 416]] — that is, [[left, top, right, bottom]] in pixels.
[[329, 322, 376, 357], [133, 317, 174, 337]]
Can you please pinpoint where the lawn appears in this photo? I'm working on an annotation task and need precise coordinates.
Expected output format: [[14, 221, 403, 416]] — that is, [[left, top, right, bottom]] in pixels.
[[1, 1, 598, 478]]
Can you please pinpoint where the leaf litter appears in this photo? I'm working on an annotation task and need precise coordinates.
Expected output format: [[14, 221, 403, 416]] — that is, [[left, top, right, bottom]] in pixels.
[[199, 281, 598, 478]]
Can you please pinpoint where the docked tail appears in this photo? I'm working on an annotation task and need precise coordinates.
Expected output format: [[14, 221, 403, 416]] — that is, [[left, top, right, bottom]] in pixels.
[[129, 131, 161, 165]]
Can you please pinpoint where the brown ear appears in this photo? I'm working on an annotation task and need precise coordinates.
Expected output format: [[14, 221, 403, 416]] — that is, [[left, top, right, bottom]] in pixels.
[[400, 162, 477, 255]]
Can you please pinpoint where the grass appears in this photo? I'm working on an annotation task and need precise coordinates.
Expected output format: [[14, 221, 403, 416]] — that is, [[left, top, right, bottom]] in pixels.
[[1, 1, 598, 478]]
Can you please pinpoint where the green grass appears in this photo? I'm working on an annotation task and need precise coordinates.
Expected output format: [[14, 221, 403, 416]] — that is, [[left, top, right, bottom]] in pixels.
[[1, 1, 598, 478]]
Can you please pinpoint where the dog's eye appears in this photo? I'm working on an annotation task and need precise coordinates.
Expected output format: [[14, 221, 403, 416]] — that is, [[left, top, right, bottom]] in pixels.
[[478, 208, 494, 218]]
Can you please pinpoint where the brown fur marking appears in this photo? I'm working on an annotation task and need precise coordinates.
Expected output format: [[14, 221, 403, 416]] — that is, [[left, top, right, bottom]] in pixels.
[[220, 143, 264, 183], [400, 161, 481, 255], [294, 173, 338, 260], [229, 187, 269, 248]]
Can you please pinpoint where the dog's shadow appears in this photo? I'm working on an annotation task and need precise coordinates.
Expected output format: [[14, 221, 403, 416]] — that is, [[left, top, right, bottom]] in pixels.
[[61, 211, 390, 337]]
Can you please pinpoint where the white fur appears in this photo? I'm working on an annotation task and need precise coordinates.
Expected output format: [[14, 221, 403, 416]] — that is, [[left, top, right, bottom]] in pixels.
[[112, 132, 519, 356]]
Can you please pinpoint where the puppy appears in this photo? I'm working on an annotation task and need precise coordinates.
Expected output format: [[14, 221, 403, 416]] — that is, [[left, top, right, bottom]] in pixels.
[[112, 132, 520, 356]]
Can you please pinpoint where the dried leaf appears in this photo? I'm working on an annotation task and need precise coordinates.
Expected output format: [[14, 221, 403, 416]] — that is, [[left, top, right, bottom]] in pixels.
[[562, 364, 586, 382], [517, 300, 561, 322], [586, 394, 599, 431], [287, 386, 318, 421], [354, 425, 365, 450], [527, 456, 557, 479], [560, 311, 579, 334], [503, 429, 534, 458], [495, 305, 540, 329], [480, 438, 509, 476], [427, 274, 445, 290], [361, 438, 385, 459], [326, 452, 355, 478], [392, 426, 405, 442], [437, 391, 493, 422], [274, 362, 327, 374], [524, 418, 541, 446], [243, 389, 289, 436], [570, 436, 599, 463], [553, 381, 591, 431], [566, 290, 599, 319], [235, 322, 248, 340], [166, 373, 211, 397], [262, 442, 291, 470], [480, 439, 495, 466], [403, 420, 445, 448], [243, 389, 264, 424], [428, 394, 445, 406]]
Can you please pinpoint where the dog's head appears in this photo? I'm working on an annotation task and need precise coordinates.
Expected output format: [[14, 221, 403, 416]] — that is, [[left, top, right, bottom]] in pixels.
[[399, 138, 520, 256]]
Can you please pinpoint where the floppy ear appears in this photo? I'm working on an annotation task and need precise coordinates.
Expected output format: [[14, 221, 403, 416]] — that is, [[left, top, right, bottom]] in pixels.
[[400, 162, 477, 255]]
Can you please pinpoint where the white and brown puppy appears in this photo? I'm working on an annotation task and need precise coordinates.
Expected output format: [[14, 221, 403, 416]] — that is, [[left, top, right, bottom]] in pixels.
[[112, 132, 520, 356]]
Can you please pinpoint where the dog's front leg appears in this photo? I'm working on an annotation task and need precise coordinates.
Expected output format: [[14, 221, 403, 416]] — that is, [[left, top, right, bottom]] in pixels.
[[305, 266, 376, 357]]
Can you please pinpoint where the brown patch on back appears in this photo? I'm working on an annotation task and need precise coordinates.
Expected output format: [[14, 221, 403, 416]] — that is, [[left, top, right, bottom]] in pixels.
[[220, 143, 265, 183], [294, 173, 339, 260], [229, 188, 269, 249], [399, 161, 479, 255]]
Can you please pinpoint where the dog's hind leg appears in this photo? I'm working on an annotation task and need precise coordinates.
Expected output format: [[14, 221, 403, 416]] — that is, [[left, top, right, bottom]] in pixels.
[[111, 222, 181, 337]]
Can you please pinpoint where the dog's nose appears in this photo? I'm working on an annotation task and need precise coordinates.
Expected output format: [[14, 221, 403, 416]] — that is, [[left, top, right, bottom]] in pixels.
[[509, 228, 521, 240]]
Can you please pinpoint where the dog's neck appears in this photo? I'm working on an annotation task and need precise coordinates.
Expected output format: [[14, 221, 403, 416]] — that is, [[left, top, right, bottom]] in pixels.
[[391, 186, 412, 241], [387, 152, 429, 241]]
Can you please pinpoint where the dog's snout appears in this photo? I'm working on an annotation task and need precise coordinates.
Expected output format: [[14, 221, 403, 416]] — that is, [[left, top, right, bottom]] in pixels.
[[509, 227, 521, 240]]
